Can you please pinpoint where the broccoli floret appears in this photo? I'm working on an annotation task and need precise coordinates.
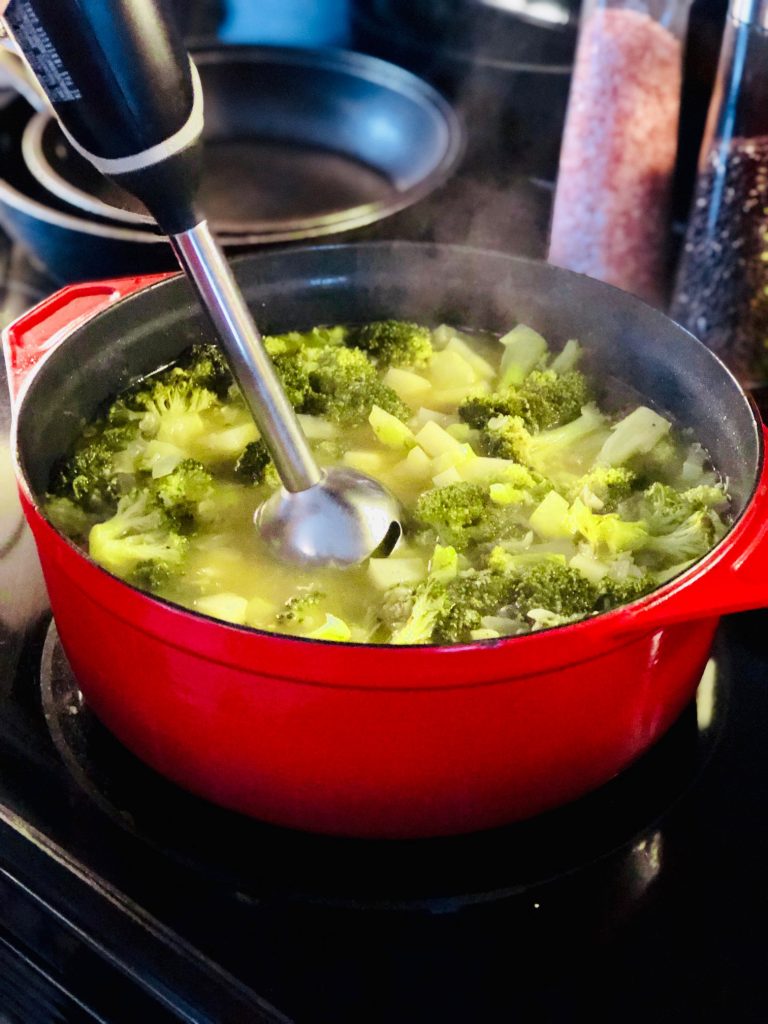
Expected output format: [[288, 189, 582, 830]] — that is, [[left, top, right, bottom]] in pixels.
[[413, 482, 517, 551], [275, 590, 325, 625], [380, 583, 417, 634], [595, 573, 657, 611], [459, 370, 591, 432], [642, 509, 726, 568], [264, 325, 348, 357], [121, 376, 218, 449], [271, 353, 317, 410], [49, 422, 136, 513], [177, 343, 233, 397], [509, 560, 598, 618], [569, 497, 649, 555], [431, 570, 511, 643], [151, 459, 213, 530], [307, 347, 410, 425], [88, 489, 187, 587], [572, 465, 638, 509], [414, 483, 484, 550], [234, 439, 272, 485], [350, 320, 433, 369], [619, 481, 729, 536], [390, 576, 453, 644]]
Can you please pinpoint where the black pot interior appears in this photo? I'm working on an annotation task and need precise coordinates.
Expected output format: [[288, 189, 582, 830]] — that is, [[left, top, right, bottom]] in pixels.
[[17, 243, 761, 521]]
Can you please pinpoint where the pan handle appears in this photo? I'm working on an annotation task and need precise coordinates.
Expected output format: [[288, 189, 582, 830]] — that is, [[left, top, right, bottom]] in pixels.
[[616, 423, 768, 637], [2, 273, 172, 409]]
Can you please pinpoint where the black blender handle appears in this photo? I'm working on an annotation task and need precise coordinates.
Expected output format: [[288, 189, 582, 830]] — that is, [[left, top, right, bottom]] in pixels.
[[3, 0, 201, 233]]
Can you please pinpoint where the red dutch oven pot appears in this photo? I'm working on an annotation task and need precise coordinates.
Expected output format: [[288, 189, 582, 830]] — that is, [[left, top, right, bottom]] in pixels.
[[6, 243, 768, 839]]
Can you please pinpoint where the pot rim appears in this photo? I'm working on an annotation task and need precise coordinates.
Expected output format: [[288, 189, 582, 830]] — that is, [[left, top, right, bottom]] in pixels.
[[11, 242, 766, 656]]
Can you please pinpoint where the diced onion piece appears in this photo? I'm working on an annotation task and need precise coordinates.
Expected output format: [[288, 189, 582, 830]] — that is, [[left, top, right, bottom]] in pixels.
[[470, 628, 500, 641], [368, 557, 426, 590], [195, 592, 248, 625], [415, 420, 463, 457]]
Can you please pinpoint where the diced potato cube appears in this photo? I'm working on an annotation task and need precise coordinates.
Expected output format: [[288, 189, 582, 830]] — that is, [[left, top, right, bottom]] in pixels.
[[415, 419, 463, 457], [307, 614, 352, 642], [458, 457, 520, 485], [432, 466, 463, 487], [244, 595, 277, 628], [368, 557, 426, 590], [297, 414, 338, 440], [343, 450, 393, 476], [369, 405, 417, 450], [195, 592, 249, 625], [383, 366, 432, 403], [429, 349, 478, 388], [410, 407, 453, 429], [429, 381, 491, 410], [432, 443, 476, 475], [393, 444, 433, 482], [431, 323, 460, 349], [445, 336, 496, 380], [529, 491, 574, 539]]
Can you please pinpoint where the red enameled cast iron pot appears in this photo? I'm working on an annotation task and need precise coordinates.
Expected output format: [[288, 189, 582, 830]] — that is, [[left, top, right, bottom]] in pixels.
[[6, 243, 768, 839]]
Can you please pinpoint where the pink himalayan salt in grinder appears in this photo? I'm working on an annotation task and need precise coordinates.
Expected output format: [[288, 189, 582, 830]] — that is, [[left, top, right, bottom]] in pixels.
[[548, 0, 691, 305]]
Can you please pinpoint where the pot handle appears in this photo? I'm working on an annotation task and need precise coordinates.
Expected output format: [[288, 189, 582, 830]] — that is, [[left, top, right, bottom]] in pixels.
[[617, 423, 768, 637], [2, 273, 173, 409]]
